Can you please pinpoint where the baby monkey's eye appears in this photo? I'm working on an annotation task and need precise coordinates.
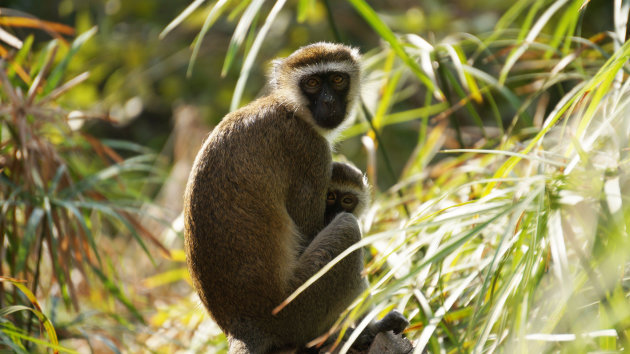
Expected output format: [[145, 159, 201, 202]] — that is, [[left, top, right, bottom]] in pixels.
[[342, 197, 355, 205], [326, 191, 336, 205]]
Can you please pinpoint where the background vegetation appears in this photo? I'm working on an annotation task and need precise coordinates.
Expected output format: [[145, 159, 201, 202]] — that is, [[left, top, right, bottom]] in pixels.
[[1, 0, 629, 352]]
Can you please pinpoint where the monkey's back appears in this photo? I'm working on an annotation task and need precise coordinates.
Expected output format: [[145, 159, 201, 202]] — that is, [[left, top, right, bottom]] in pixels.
[[183, 95, 331, 339]]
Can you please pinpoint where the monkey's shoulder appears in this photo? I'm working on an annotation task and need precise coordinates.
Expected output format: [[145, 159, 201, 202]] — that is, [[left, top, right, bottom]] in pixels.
[[218, 96, 308, 132], [209, 95, 328, 155], [220, 96, 289, 128]]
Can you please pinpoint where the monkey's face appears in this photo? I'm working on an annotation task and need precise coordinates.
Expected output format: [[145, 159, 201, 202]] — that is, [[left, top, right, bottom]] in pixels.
[[300, 72, 350, 129], [324, 189, 359, 224]]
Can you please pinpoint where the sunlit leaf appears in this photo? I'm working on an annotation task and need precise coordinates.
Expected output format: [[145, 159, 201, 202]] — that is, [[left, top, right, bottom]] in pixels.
[[0, 16, 75, 35], [159, 0, 208, 39], [221, 0, 264, 77], [43, 26, 96, 95], [230, 0, 287, 110], [346, 0, 444, 100]]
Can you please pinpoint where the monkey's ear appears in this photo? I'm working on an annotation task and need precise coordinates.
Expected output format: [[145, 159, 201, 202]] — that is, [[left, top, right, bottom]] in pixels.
[[269, 59, 284, 89]]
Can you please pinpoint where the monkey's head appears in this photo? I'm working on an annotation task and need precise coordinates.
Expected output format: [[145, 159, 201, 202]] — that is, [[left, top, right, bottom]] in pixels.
[[271, 42, 361, 133], [325, 162, 370, 224]]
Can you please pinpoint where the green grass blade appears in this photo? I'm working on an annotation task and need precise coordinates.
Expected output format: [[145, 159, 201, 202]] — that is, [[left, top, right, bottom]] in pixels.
[[499, 0, 570, 85], [51, 199, 101, 265], [544, 0, 582, 59], [442, 149, 565, 167], [372, 69, 402, 131], [230, 0, 288, 111], [449, 44, 483, 103], [187, 0, 231, 77], [0, 328, 76, 354], [0, 278, 68, 353], [6, 34, 33, 81], [75, 201, 155, 264], [474, 0, 530, 58], [494, 0, 533, 33], [346, 0, 443, 100], [160, 0, 207, 39], [43, 26, 97, 95], [461, 65, 529, 124], [48, 165, 66, 195], [63, 154, 155, 198], [415, 270, 481, 351], [89, 265, 145, 323], [385, 103, 449, 127], [575, 47, 629, 140], [484, 39, 630, 195], [221, 0, 264, 78], [15, 208, 44, 274], [0, 305, 33, 317], [517, 0, 545, 41], [440, 60, 486, 134], [100, 139, 154, 154]]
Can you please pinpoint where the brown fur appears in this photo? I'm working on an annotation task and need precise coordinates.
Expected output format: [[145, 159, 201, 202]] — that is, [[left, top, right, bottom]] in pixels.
[[184, 43, 366, 353], [283, 46, 357, 70]]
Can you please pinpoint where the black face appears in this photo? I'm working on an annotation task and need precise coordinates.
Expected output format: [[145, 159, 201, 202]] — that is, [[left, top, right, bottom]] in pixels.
[[300, 71, 350, 129], [324, 190, 359, 224]]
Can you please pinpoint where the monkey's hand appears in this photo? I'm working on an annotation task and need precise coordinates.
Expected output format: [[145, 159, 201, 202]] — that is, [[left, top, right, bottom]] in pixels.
[[352, 310, 409, 350], [373, 310, 408, 334]]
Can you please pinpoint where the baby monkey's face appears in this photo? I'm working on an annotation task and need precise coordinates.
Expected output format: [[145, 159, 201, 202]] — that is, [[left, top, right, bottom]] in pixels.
[[324, 188, 360, 224], [325, 161, 369, 225], [327, 190, 359, 212]]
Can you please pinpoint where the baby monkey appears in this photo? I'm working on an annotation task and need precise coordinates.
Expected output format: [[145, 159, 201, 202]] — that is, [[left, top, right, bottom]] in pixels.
[[323, 162, 408, 350], [325, 162, 370, 224]]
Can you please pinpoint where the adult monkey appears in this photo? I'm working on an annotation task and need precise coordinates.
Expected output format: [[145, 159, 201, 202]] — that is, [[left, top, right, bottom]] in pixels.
[[184, 43, 406, 353]]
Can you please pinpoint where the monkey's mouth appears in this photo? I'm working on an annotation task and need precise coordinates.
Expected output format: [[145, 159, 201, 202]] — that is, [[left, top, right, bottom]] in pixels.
[[311, 101, 346, 129]]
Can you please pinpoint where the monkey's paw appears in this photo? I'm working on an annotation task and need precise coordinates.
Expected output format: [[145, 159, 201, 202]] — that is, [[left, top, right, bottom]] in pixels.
[[376, 311, 408, 334]]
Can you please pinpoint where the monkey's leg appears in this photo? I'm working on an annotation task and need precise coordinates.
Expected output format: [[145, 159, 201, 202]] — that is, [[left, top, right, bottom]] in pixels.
[[282, 213, 409, 351], [276, 212, 365, 344]]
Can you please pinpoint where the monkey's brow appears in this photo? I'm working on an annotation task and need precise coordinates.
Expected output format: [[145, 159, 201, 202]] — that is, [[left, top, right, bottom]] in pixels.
[[284, 50, 356, 69], [294, 62, 357, 79]]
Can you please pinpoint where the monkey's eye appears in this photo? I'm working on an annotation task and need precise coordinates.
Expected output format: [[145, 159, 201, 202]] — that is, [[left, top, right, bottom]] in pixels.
[[326, 191, 336, 206], [331, 74, 344, 84], [330, 73, 348, 89], [304, 76, 321, 89], [341, 195, 357, 208]]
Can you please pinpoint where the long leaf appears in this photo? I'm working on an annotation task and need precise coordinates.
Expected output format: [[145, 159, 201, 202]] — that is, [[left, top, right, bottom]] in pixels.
[[230, 0, 288, 111], [15, 208, 44, 274], [159, 0, 208, 39], [89, 266, 145, 323], [498, 0, 570, 85], [346, 0, 443, 100], [222, 0, 264, 78], [187, 0, 232, 77], [43, 26, 97, 95], [0, 277, 64, 354], [0, 328, 74, 354], [51, 199, 101, 265]]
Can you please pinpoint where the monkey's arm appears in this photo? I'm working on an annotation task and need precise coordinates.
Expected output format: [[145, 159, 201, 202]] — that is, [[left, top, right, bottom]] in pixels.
[[273, 212, 365, 342], [291, 212, 362, 284], [294, 210, 408, 349]]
